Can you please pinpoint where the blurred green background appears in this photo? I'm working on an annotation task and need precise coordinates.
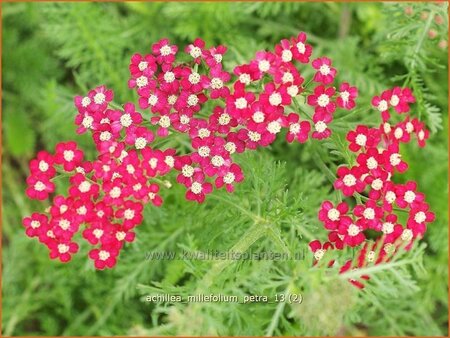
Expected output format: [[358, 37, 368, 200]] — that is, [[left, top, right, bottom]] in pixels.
[[2, 2, 448, 336]]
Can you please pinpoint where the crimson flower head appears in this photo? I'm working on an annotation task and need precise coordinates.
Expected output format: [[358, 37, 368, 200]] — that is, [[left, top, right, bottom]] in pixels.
[[337, 82, 358, 110], [312, 57, 337, 85], [290, 32, 312, 63], [334, 166, 366, 196], [307, 85, 336, 115], [185, 38, 205, 64]]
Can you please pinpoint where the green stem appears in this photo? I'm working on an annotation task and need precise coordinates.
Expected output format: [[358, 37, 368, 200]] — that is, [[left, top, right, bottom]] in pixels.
[[202, 222, 267, 288], [267, 227, 291, 257], [265, 285, 292, 336]]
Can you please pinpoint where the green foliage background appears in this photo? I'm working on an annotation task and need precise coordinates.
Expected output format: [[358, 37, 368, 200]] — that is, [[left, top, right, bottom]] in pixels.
[[2, 2, 448, 336]]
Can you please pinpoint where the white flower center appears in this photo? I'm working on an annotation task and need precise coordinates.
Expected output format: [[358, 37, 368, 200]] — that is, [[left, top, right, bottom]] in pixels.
[[164, 71, 175, 83], [248, 131, 261, 142], [38, 160, 49, 172], [258, 60, 270, 72], [136, 76, 148, 88], [148, 94, 158, 106], [418, 130, 425, 140], [383, 122, 391, 134], [214, 54, 222, 63], [317, 94, 330, 107], [269, 92, 282, 106], [198, 128, 210, 139], [355, 134, 367, 146], [168, 94, 177, 105], [135, 137, 147, 149], [149, 158, 158, 169], [366, 157, 378, 170], [281, 49, 292, 62], [133, 183, 142, 191], [218, 113, 231, 125], [235, 98, 248, 109], [109, 187, 121, 198], [314, 121, 327, 133], [267, 121, 282, 134], [252, 111, 265, 123], [319, 64, 330, 75], [187, 94, 199, 107], [188, 72, 200, 84], [116, 231, 126, 241], [389, 153, 401, 166], [401, 229, 413, 241], [382, 222, 394, 234], [81, 97, 91, 107], [120, 114, 133, 127], [182, 165, 194, 178], [394, 127, 403, 139], [406, 122, 414, 133], [239, 73, 251, 85], [390, 95, 399, 106], [371, 179, 383, 190], [287, 85, 299, 97], [159, 115, 170, 128], [327, 208, 340, 221], [63, 150, 75, 162], [79, 181, 91, 193], [94, 93, 106, 104], [282, 72, 294, 83], [165, 156, 175, 167], [126, 164, 135, 174], [343, 174, 356, 187], [34, 181, 46, 191], [363, 208, 375, 220], [58, 244, 69, 254], [289, 123, 300, 134], [59, 219, 70, 231], [340, 91, 350, 102], [180, 114, 190, 124], [314, 249, 325, 261], [198, 146, 210, 157], [414, 211, 426, 223], [225, 142, 236, 154], [138, 61, 148, 71], [377, 100, 388, 111], [77, 206, 87, 215], [93, 229, 103, 238], [211, 155, 225, 167], [404, 191, 416, 203], [385, 191, 396, 204], [296, 42, 306, 53], [223, 172, 235, 184], [82, 115, 94, 129], [190, 46, 202, 58], [99, 131, 111, 142], [99, 250, 110, 261], [124, 209, 135, 220], [211, 78, 224, 89], [191, 182, 203, 194], [160, 45, 171, 56], [347, 224, 360, 236], [30, 220, 41, 229]]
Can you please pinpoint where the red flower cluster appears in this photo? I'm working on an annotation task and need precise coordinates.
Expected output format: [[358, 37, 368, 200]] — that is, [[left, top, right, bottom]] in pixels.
[[309, 87, 434, 288], [23, 34, 358, 269]]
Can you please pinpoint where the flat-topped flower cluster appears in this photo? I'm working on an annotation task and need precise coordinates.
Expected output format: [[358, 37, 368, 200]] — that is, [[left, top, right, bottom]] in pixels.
[[22, 33, 432, 275], [309, 87, 434, 288]]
